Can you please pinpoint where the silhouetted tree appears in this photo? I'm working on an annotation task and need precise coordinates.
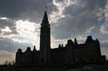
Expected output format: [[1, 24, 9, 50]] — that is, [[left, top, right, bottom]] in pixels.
[[4, 60, 15, 66]]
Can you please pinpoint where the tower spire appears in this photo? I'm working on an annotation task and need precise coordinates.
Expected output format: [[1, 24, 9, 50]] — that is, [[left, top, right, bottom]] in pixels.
[[42, 11, 49, 26]]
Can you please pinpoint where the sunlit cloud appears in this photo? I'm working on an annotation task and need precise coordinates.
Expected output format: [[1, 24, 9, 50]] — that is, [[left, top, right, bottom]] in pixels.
[[0, 17, 8, 20], [15, 20, 40, 49], [0, 19, 41, 50], [0, 34, 16, 39], [1, 26, 12, 33], [49, 0, 78, 23], [16, 20, 36, 32]]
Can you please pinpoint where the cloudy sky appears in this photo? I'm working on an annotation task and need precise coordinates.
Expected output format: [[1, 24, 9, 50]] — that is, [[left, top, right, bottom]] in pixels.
[[0, 0, 108, 64]]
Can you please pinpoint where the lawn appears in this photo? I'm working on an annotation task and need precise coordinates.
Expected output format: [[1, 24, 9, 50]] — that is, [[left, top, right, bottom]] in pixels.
[[0, 64, 108, 71], [0, 67, 69, 71]]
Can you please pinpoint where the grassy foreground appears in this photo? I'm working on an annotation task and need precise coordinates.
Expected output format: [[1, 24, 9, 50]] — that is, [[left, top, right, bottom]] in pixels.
[[0, 64, 108, 71], [0, 67, 69, 71], [0, 64, 82, 71]]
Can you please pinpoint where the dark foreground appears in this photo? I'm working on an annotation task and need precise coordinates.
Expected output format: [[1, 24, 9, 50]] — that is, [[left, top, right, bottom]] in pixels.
[[0, 64, 108, 71]]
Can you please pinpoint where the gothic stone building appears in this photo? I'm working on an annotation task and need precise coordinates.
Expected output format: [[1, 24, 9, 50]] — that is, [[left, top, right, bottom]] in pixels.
[[16, 11, 106, 66]]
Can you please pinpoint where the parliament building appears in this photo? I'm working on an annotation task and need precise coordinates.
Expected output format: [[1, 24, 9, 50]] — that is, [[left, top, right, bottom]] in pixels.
[[15, 11, 106, 66]]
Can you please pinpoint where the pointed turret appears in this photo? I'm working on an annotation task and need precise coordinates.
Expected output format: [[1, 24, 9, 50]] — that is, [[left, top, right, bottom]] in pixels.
[[26, 47, 31, 52], [33, 46, 36, 52], [17, 49, 22, 54], [74, 38, 78, 45], [61, 44, 64, 48], [41, 11, 49, 27]]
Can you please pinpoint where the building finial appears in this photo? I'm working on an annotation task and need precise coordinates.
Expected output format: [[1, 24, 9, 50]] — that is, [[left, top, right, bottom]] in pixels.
[[74, 38, 78, 45], [34, 45, 36, 49], [33, 45, 36, 52]]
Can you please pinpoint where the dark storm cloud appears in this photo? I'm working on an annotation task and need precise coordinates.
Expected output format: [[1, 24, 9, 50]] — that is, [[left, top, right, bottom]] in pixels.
[[80, 0, 106, 9], [0, 0, 30, 18], [96, 0, 106, 8], [0, 0, 54, 22], [52, 0, 107, 39]]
